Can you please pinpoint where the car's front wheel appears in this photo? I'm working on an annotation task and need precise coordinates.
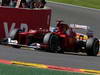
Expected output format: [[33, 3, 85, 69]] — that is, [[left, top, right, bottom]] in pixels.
[[86, 38, 99, 56], [43, 33, 63, 53]]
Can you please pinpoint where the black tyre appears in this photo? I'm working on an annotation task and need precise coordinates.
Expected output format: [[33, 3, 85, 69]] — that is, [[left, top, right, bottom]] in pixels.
[[86, 38, 99, 56], [43, 33, 62, 53], [9, 29, 22, 40]]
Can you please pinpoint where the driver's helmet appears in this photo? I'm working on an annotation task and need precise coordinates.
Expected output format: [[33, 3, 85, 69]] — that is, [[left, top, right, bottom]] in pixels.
[[56, 20, 69, 33]]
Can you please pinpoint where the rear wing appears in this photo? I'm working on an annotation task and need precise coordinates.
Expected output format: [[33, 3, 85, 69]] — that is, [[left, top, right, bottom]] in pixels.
[[70, 24, 90, 30], [70, 24, 94, 37]]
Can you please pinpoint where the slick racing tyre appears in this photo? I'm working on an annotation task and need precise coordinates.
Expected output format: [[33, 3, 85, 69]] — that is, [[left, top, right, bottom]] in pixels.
[[86, 38, 99, 56], [9, 29, 22, 40], [43, 33, 62, 53]]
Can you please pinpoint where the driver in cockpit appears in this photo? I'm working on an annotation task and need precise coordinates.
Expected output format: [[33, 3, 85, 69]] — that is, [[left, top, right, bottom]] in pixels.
[[56, 20, 69, 34]]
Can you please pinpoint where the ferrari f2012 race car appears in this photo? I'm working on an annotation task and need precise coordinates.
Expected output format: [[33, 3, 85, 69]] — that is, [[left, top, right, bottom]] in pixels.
[[2, 20, 99, 56]]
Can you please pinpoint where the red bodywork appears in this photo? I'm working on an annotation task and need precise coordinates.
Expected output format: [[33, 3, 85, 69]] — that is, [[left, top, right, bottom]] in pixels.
[[52, 21, 77, 51], [17, 21, 77, 51], [18, 29, 50, 45], [0, 6, 51, 40]]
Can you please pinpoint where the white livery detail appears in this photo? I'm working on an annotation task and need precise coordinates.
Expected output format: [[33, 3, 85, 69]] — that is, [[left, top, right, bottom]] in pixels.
[[70, 24, 90, 30]]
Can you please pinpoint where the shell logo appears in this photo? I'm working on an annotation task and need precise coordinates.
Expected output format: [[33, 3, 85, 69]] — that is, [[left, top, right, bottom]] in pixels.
[[76, 33, 88, 40]]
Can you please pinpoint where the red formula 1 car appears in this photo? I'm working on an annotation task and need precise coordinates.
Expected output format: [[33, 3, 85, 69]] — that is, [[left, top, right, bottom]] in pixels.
[[3, 20, 99, 56]]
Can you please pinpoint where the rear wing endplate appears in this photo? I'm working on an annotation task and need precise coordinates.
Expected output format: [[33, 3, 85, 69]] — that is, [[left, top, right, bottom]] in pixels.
[[70, 24, 90, 30]]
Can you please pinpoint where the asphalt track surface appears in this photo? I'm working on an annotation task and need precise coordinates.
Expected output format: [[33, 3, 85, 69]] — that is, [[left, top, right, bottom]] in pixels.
[[0, 2, 100, 71]]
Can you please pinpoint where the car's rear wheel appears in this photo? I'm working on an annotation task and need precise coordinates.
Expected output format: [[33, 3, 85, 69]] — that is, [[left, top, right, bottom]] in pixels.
[[86, 38, 99, 56], [43, 33, 62, 53]]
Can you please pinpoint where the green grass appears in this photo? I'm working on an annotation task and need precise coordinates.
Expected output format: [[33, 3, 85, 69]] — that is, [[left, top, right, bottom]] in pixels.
[[0, 63, 95, 75], [48, 0, 100, 9]]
